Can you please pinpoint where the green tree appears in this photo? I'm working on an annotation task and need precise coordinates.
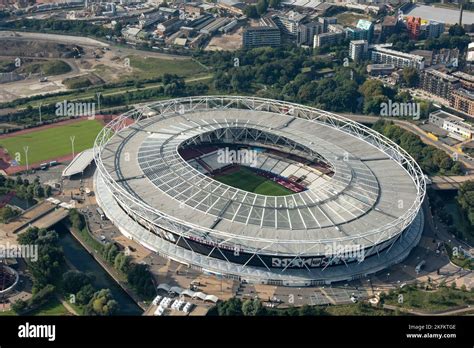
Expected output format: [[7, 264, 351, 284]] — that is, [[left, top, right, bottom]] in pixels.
[[256, 0, 268, 16], [269, 0, 281, 8], [0, 206, 18, 223], [244, 5, 259, 19], [402, 67, 419, 88], [76, 284, 95, 305], [69, 209, 85, 230], [114, 252, 130, 273], [85, 289, 119, 316], [15, 176, 23, 186], [17, 227, 64, 287], [449, 24, 465, 37], [62, 271, 93, 294], [102, 243, 119, 264], [457, 181, 474, 226], [33, 184, 44, 198], [242, 299, 263, 316], [11, 299, 28, 314], [217, 297, 243, 316], [126, 263, 155, 299]]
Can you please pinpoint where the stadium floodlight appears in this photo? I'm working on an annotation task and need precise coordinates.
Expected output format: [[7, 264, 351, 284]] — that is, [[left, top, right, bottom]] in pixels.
[[23, 146, 29, 173], [70, 135, 76, 159]]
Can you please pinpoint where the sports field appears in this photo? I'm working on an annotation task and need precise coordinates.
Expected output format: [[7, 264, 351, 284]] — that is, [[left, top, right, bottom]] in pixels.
[[213, 167, 293, 196], [0, 119, 103, 165], [128, 56, 206, 80]]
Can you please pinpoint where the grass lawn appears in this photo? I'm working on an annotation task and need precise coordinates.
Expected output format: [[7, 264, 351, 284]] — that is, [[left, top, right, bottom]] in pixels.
[[0, 59, 15, 73], [0, 309, 16, 316], [128, 56, 206, 80], [21, 60, 71, 76], [0, 119, 103, 165], [445, 244, 473, 270], [75, 226, 104, 254], [325, 304, 396, 316], [213, 167, 293, 196], [384, 285, 474, 312], [63, 75, 94, 89], [29, 298, 70, 316]]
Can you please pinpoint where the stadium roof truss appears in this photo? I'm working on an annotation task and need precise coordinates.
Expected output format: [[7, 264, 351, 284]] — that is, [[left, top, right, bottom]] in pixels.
[[93, 96, 426, 281]]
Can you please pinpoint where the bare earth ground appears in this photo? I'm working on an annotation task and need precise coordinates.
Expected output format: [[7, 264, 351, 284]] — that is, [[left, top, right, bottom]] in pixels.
[[0, 31, 192, 102], [205, 27, 242, 51]]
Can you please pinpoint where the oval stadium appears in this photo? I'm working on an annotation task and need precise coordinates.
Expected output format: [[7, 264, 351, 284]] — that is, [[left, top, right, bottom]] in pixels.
[[93, 96, 426, 287]]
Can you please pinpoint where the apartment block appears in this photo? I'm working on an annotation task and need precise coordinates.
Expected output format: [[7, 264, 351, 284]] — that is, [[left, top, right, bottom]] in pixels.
[[419, 69, 460, 100]]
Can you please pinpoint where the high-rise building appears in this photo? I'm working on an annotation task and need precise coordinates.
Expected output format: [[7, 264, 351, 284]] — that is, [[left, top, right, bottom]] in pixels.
[[426, 21, 445, 39], [349, 40, 368, 62], [273, 11, 307, 37], [345, 27, 367, 41], [406, 16, 421, 40], [451, 89, 474, 117], [356, 19, 374, 43], [318, 17, 337, 32], [452, 71, 474, 90], [297, 22, 323, 46], [313, 31, 344, 48], [243, 17, 281, 49], [419, 69, 460, 100]]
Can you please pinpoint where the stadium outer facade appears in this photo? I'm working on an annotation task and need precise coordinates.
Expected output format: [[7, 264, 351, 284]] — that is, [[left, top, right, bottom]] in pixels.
[[93, 96, 425, 287]]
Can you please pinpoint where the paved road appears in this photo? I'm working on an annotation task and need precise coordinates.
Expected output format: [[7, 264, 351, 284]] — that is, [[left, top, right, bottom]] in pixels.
[[56, 294, 78, 316], [430, 175, 474, 190], [0, 30, 110, 47], [8, 74, 213, 111], [0, 30, 194, 61], [383, 303, 474, 316]]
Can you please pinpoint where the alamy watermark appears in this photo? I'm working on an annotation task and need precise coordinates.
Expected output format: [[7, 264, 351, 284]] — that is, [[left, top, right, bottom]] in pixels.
[[217, 147, 258, 167], [0, 242, 38, 262], [324, 242, 365, 262], [380, 100, 420, 120], [55, 100, 96, 118]]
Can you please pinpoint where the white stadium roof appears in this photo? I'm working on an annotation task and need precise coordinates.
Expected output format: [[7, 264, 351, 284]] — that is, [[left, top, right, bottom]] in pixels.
[[95, 97, 425, 257], [93, 96, 425, 284], [62, 148, 94, 177]]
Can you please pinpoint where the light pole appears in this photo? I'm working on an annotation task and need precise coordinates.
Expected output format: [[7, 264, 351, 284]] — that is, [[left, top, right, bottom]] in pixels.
[[23, 146, 29, 173], [96, 92, 101, 115], [70, 135, 75, 159]]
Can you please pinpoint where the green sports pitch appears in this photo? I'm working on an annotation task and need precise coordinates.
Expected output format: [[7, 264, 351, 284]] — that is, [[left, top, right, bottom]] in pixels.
[[0, 119, 103, 165], [213, 167, 293, 196]]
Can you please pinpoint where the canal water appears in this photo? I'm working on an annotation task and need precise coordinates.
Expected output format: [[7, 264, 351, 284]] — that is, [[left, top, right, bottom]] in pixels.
[[54, 223, 143, 315]]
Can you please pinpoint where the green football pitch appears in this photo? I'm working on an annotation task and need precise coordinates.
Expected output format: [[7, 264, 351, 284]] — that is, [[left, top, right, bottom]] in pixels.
[[0, 119, 103, 165], [213, 167, 293, 196]]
